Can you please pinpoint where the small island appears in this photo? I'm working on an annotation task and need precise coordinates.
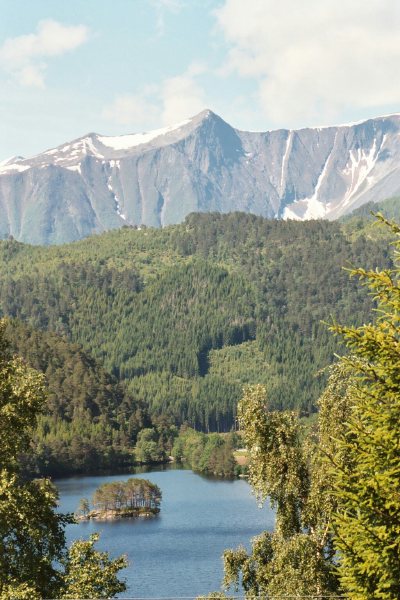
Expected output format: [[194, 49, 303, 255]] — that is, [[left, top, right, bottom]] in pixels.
[[77, 478, 162, 521]]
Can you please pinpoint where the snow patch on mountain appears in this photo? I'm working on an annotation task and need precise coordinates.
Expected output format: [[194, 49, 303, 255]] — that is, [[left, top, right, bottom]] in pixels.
[[97, 119, 191, 151], [280, 130, 293, 193], [107, 174, 126, 220], [0, 156, 25, 166], [342, 138, 381, 206], [66, 164, 82, 174], [283, 197, 328, 220], [1, 110, 400, 244], [0, 162, 30, 174]]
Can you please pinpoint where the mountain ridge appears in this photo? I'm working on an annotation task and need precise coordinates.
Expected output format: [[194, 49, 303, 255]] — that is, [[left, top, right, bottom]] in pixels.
[[1, 109, 400, 244]]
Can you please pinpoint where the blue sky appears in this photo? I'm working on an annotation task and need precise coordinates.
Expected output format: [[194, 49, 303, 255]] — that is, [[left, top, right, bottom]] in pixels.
[[1, 0, 400, 159]]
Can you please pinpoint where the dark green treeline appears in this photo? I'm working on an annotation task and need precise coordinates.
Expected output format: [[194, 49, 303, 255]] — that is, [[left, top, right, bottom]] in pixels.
[[0, 210, 393, 453]]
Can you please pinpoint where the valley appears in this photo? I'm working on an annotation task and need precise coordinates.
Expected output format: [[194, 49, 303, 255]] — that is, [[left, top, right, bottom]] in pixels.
[[0, 206, 396, 477]]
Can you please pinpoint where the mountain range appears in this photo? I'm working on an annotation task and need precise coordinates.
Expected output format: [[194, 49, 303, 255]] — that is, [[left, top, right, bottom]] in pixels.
[[1, 109, 400, 244]]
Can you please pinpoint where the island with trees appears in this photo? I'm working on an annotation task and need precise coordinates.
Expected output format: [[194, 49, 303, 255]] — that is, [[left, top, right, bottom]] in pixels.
[[0, 320, 127, 599], [77, 478, 162, 521], [1, 210, 400, 599]]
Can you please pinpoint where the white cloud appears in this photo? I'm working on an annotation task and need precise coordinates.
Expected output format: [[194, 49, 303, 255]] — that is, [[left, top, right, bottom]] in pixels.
[[214, 0, 400, 126], [0, 19, 90, 87], [161, 65, 206, 124], [102, 87, 160, 126], [103, 65, 206, 129]]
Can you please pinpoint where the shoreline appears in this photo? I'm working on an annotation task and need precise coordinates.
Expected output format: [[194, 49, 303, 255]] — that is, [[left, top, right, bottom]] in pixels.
[[77, 508, 160, 521]]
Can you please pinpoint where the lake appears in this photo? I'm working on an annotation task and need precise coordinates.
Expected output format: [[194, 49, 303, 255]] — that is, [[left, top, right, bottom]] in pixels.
[[56, 467, 275, 598]]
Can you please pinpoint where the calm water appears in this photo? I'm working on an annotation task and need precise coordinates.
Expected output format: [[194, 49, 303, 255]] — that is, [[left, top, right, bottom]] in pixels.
[[56, 467, 274, 598]]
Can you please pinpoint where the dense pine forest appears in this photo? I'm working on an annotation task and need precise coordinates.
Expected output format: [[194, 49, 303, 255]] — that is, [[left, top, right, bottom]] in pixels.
[[0, 201, 397, 475]]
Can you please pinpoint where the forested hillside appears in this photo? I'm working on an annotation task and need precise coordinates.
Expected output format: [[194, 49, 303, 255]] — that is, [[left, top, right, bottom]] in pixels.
[[4, 320, 151, 475], [0, 208, 393, 438]]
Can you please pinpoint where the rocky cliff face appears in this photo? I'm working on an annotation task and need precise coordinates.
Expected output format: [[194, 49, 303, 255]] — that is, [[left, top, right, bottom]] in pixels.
[[1, 110, 400, 244]]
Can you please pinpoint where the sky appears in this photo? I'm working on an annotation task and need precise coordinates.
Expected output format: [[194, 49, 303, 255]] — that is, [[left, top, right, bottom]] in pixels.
[[1, 0, 400, 159]]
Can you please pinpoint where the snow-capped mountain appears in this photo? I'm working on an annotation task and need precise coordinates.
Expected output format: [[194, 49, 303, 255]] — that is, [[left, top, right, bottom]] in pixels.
[[1, 109, 400, 244]]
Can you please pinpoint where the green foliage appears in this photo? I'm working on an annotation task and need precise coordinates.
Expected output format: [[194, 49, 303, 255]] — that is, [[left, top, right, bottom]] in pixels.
[[78, 497, 90, 517], [172, 428, 237, 478], [4, 319, 150, 476], [0, 331, 46, 468], [0, 320, 70, 597], [220, 379, 350, 597], [114, 260, 256, 380], [238, 385, 309, 536], [127, 371, 240, 433], [0, 471, 72, 598], [134, 428, 167, 463], [329, 215, 400, 600], [220, 215, 400, 599], [0, 581, 41, 599], [92, 478, 162, 515], [340, 197, 400, 241], [0, 319, 127, 598], [4, 319, 125, 421], [208, 341, 269, 386], [60, 534, 127, 599], [0, 212, 391, 434]]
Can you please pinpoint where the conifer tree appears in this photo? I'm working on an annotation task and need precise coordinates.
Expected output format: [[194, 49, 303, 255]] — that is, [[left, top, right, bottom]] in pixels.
[[330, 216, 400, 599], [204, 215, 400, 600]]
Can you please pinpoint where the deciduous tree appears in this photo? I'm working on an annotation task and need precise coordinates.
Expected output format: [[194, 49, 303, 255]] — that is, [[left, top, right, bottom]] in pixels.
[[61, 534, 127, 599], [0, 319, 127, 598], [221, 382, 345, 597]]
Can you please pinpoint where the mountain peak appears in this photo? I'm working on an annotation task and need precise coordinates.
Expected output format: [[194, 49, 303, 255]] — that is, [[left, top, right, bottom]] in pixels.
[[190, 108, 230, 127], [2, 110, 400, 244], [192, 108, 218, 120], [95, 110, 227, 151]]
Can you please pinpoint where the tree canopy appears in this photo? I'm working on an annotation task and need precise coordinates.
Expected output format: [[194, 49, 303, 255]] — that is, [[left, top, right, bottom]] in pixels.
[[214, 214, 400, 600], [329, 216, 400, 599], [0, 319, 127, 598], [91, 478, 162, 517], [220, 380, 346, 597], [0, 212, 392, 439]]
